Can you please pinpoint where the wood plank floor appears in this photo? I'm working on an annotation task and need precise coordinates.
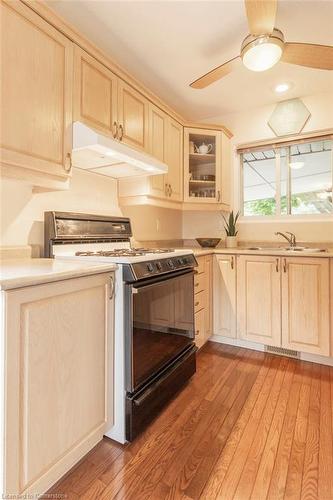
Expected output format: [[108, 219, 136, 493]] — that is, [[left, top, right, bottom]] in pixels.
[[48, 343, 333, 500]]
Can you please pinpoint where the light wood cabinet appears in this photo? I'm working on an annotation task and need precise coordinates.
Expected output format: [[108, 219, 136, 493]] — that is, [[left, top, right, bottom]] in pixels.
[[214, 255, 237, 338], [0, 0, 73, 182], [74, 49, 149, 153], [194, 255, 212, 348], [118, 80, 149, 152], [237, 255, 281, 346], [166, 118, 183, 201], [74, 46, 118, 137], [183, 127, 230, 209], [149, 104, 168, 198], [281, 257, 330, 356], [4, 273, 114, 496]]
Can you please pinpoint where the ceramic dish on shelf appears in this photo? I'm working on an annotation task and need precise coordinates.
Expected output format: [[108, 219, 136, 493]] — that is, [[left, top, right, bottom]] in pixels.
[[196, 238, 221, 248]]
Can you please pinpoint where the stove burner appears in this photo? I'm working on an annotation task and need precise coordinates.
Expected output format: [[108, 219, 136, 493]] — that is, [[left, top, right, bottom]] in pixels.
[[75, 248, 175, 257]]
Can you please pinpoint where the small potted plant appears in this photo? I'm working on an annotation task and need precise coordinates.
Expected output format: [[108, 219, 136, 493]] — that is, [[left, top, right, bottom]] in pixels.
[[222, 210, 239, 248]]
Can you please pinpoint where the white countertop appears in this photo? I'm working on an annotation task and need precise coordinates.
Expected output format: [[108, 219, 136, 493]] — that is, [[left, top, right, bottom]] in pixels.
[[0, 259, 117, 290], [183, 247, 333, 258]]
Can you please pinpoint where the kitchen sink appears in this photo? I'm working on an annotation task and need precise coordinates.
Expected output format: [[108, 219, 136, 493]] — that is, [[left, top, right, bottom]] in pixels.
[[244, 246, 326, 253]]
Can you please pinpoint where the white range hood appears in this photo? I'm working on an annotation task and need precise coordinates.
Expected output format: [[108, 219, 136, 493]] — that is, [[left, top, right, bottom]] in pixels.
[[72, 121, 168, 178]]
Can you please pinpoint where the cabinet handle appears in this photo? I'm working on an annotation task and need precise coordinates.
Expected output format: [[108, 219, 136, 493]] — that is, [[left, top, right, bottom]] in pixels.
[[217, 190, 221, 202], [283, 258, 287, 273], [165, 183, 169, 196], [169, 184, 173, 197], [112, 121, 118, 139], [195, 282, 200, 287], [195, 301, 200, 307], [276, 258, 279, 273], [64, 152, 72, 173], [231, 256, 234, 269], [119, 124, 124, 141], [195, 329, 200, 336], [109, 276, 115, 300]]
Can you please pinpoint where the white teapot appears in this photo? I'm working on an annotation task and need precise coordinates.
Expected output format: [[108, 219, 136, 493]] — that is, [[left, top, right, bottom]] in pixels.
[[195, 142, 213, 154]]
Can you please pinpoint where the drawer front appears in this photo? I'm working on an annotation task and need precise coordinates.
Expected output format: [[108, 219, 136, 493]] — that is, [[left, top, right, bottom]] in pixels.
[[194, 272, 205, 293], [194, 290, 205, 313], [195, 308, 205, 348], [196, 256, 205, 275]]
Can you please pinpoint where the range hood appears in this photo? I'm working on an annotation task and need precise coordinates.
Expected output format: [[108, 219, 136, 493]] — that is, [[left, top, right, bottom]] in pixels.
[[72, 121, 168, 179]]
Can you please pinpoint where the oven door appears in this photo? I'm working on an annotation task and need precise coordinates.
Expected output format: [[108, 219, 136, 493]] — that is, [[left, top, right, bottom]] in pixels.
[[125, 269, 195, 393]]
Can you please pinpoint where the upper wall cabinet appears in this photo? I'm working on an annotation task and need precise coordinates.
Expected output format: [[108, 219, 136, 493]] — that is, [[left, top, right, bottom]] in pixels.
[[117, 80, 149, 152], [74, 47, 149, 154], [166, 118, 183, 202], [73, 47, 118, 138], [0, 0, 73, 186], [183, 127, 230, 210], [149, 104, 168, 198]]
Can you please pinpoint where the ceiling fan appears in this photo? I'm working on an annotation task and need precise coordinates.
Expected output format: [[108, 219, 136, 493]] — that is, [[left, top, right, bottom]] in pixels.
[[190, 0, 333, 89]]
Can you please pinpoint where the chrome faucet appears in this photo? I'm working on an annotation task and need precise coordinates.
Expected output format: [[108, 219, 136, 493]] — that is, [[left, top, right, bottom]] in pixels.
[[275, 231, 297, 248]]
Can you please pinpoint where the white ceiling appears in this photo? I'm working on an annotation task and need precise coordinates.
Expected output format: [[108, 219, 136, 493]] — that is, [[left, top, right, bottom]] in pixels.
[[47, 0, 333, 121]]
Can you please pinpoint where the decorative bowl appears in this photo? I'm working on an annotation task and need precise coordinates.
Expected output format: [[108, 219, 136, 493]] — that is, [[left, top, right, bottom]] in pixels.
[[196, 238, 221, 248]]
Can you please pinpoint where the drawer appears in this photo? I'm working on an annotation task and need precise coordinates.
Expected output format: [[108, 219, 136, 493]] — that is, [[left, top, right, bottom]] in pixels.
[[194, 290, 205, 312], [196, 257, 205, 275], [195, 308, 205, 348], [194, 272, 205, 293]]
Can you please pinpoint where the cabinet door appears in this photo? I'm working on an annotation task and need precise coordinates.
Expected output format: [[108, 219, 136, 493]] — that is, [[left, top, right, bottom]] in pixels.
[[1, 0, 73, 179], [281, 257, 330, 356], [149, 104, 167, 198], [117, 80, 149, 152], [237, 255, 281, 346], [74, 46, 118, 137], [183, 128, 222, 204], [5, 274, 114, 495], [204, 255, 213, 337], [214, 255, 237, 338], [166, 118, 183, 201], [220, 132, 231, 207]]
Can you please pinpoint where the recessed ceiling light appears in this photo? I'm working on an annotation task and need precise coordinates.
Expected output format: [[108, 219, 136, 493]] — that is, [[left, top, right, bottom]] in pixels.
[[289, 161, 304, 170], [275, 83, 290, 93]]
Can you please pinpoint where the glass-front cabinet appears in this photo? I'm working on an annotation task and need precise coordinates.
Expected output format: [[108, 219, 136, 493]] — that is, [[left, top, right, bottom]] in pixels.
[[184, 127, 229, 207]]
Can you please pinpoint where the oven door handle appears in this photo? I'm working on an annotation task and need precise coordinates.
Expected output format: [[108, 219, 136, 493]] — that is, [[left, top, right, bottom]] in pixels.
[[132, 268, 195, 291]]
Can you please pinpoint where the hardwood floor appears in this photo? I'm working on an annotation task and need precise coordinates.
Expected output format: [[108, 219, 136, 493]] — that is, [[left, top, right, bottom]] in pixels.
[[48, 343, 333, 499]]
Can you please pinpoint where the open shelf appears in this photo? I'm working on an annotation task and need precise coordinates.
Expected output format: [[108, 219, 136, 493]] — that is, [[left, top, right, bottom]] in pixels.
[[189, 153, 216, 165], [189, 180, 216, 186]]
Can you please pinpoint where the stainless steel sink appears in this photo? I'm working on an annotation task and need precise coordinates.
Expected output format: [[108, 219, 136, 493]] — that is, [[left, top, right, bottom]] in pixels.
[[244, 246, 326, 253]]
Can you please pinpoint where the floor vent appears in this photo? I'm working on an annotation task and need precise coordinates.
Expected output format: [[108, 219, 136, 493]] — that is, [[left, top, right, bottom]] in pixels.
[[265, 345, 300, 359]]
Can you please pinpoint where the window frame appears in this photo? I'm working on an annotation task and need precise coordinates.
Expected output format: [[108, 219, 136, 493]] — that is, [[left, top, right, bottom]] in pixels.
[[239, 134, 333, 219]]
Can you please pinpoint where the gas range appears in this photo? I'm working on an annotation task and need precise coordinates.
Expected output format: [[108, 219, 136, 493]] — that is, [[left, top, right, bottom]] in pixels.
[[44, 211, 197, 444], [44, 211, 195, 281]]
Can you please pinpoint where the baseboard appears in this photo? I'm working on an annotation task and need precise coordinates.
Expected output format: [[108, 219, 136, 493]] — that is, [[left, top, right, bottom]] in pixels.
[[209, 335, 333, 367]]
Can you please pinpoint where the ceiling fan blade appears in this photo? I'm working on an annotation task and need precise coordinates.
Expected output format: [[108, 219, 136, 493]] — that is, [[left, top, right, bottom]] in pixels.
[[190, 57, 241, 89], [281, 42, 333, 70], [245, 0, 277, 36]]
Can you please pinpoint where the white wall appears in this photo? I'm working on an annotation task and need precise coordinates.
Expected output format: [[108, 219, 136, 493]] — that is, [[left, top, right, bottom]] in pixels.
[[184, 91, 333, 243], [0, 169, 121, 251], [0, 168, 183, 252]]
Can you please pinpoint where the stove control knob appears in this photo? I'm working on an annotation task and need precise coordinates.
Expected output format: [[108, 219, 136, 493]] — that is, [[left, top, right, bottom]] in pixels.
[[178, 258, 184, 266], [156, 262, 162, 271], [167, 259, 174, 269], [147, 263, 154, 273]]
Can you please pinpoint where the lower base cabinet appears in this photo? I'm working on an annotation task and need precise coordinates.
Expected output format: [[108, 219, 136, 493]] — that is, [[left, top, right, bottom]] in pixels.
[[236, 255, 330, 356], [237, 255, 281, 346], [4, 273, 114, 496], [214, 254, 237, 338], [281, 257, 330, 356], [194, 255, 212, 348]]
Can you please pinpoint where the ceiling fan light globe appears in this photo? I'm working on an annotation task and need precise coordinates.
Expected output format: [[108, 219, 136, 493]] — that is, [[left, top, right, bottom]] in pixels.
[[241, 30, 284, 72]]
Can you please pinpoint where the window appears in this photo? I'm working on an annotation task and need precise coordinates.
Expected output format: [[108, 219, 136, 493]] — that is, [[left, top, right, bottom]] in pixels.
[[241, 138, 333, 217]]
